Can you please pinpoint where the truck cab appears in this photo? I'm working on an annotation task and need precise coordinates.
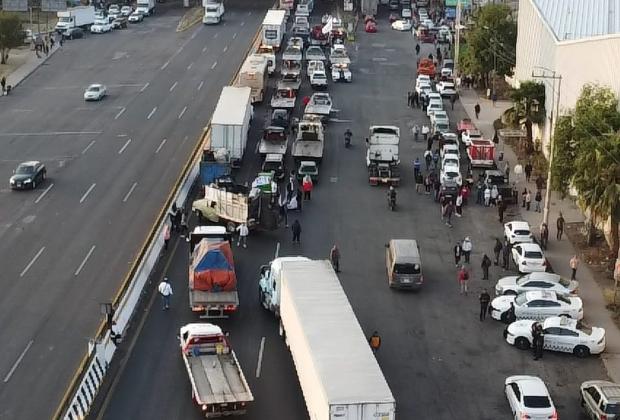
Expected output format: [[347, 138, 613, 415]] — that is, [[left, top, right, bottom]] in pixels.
[[367, 126, 401, 186], [259, 256, 310, 316], [203, 1, 224, 24], [256, 45, 276, 75]]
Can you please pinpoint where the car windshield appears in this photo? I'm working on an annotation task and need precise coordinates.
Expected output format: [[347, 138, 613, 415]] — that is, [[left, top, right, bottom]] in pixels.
[[524, 251, 543, 259], [300, 165, 315, 173], [394, 263, 420, 274], [605, 403, 620, 414], [445, 171, 459, 178], [523, 396, 551, 408], [59, 17, 71, 22], [514, 229, 530, 236], [16, 165, 34, 174], [88, 86, 100, 92]]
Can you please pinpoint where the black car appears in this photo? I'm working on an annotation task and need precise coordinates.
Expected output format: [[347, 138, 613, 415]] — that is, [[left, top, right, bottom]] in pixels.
[[10, 161, 47, 190], [112, 16, 128, 29], [62, 27, 84, 40]]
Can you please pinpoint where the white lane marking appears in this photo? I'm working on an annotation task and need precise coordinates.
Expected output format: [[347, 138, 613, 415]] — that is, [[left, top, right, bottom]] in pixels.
[[34, 183, 54, 204], [81, 140, 96, 155], [0, 131, 101, 137], [202, 46, 207, 53], [114, 107, 126, 120], [161, 60, 170, 70], [372, 57, 388, 62], [118, 138, 132, 154], [233, 32, 237, 39], [255, 337, 265, 378], [147, 107, 157, 120], [20, 247, 45, 277], [140, 82, 150, 92], [187, 62, 194, 70], [211, 61, 217, 69], [74, 245, 96, 276], [3, 340, 34, 383], [169, 81, 178, 92], [240, 21, 245, 26], [178, 106, 187, 119], [122, 182, 138, 203], [79, 183, 96, 204], [116, 134, 128, 137], [198, 81, 204, 91], [222, 45, 228, 53], [191, 31, 197, 40], [214, 32, 219, 38], [155, 138, 167, 154]]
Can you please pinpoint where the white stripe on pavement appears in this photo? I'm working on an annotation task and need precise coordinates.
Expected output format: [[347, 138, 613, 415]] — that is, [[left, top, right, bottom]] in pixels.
[[34, 183, 54, 203], [122, 182, 138, 202], [74, 245, 96, 276], [118, 138, 132, 154], [20, 247, 45, 277], [3, 340, 34, 383], [79, 183, 96, 203], [155, 138, 167, 154]]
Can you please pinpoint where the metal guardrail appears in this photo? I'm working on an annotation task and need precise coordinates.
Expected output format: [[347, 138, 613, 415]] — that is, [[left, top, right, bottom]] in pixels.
[[53, 24, 263, 420]]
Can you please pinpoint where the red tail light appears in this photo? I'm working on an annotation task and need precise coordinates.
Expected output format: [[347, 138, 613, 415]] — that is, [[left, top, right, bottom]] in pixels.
[[549, 409, 558, 419]]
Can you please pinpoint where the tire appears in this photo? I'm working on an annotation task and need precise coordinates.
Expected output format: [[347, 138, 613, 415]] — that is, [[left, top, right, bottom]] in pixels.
[[42, 171, 46, 181], [514, 337, 530, 350], [574, 345, 590, 358]]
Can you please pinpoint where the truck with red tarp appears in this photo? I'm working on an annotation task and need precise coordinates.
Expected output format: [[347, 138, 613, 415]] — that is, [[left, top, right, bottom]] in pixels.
[[467, 139, 496, 169], [417, 58, 435, 77], [189, 227, 239, 318]]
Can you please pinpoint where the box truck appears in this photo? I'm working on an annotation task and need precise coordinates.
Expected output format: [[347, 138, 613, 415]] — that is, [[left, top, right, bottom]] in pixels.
[[55, 6, 95, 31], [203, 0, 224, 24], [136, 0, 155, 16], [236, 54, 268, 103], [261, 9, 286, 50], [210, 86, 252, 168]]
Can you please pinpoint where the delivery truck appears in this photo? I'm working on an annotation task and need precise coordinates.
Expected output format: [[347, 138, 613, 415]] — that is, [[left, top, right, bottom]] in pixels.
[[236, 54, 268, 103], [203, 0, 224, 24], [188, 229, 239, 318], [136, 0, 155, 16], [210, 86, 252, 169], [55, 6, 95, 31], [261, 9, 286, 50], [179, 323, 253, 417], [258, 259, 397, 420]]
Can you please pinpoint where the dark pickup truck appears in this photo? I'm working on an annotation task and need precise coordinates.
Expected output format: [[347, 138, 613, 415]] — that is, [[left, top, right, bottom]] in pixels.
[[483, 170, 517, 204]]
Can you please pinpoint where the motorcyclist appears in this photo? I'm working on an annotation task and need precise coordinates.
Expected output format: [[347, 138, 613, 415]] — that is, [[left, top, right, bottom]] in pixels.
[[344, 129, 352, 146], [388, 186, 397, 207]]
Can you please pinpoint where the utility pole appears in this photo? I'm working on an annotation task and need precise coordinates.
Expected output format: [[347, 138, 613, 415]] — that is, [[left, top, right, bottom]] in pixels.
[[532, 68, 562, 229], [454, 0, 462, 77]]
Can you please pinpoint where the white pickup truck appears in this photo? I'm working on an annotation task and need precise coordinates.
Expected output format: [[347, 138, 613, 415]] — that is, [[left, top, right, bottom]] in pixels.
[[179, 324, 253, 418]]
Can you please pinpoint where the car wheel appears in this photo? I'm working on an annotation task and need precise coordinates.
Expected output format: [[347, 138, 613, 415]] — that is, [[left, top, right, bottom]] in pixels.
[[514, 337, 530, 350], [42, 171, 46, 181], [32, 180, 36, 189], [574, 345, 590, 358]]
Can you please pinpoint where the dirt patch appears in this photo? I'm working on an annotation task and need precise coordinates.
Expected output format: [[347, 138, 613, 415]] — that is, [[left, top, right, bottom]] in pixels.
[[0, 47, 32, 80], [177, 6, 204, 32]]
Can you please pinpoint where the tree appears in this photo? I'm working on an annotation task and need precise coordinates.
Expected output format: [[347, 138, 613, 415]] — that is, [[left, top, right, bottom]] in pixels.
[[550, 115, 576, 197], [505, 81, 546, 148], [0, 12, 23, 65], [459, 4, 517, 88]]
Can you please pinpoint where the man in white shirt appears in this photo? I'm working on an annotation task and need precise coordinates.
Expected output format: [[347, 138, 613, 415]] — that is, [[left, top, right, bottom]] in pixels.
[[236, 223, 249, 248], [158, 277, 173, 310]]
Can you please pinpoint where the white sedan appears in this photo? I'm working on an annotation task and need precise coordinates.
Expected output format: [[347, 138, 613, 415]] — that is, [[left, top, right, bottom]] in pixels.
[[437, 81, 456, 97], [391, 19, 412, 31], [495, 272, 579, 296], [504, 221, 534, 245], [120, 5, 133, 16], [490, 290, 583, 322], [461, 128, 483, 146], [504, 316, 605, 357], [440, 163, 462, 186], [441, 143, 460, 160], [128, 11, 144, 22], [90, 19, 112, 33], [512, 242, 547, 273], [505, 376, 557, 420], [84, 84, 107, 101]]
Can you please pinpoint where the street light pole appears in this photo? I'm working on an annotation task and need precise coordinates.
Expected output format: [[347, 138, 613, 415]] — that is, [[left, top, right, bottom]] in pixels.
[[454, 0, 462, 77]]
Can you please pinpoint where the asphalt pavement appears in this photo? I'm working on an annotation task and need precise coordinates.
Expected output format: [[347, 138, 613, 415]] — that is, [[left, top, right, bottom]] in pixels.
[[0, 1, 272, 418], [96, 8, 606, 420]]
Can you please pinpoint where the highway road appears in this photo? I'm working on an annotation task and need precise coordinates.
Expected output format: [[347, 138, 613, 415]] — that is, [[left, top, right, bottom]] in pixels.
[[98, 8, 606, 420], [0, 1, 273, 418]]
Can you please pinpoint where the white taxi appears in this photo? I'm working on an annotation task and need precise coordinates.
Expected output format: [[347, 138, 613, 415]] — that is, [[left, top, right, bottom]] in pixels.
[[505, 376, 558, 420], [490, 290, 583, 323], [504, 316, 605, 357], [495, 272, 579, 296]]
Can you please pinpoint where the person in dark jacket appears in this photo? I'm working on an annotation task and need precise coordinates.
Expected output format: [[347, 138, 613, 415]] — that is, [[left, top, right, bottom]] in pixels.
[[533, 323, 544, 360], [540, 223, 549, 250], [502, 239, 511, 270], [481, 254, 492, 280], [493, 238, 503, 265], [479, 289, 491, 321], [453, 242, 462, 266], [556, 212, 565, 240], [291, 220, 301, 243], [505, 302, 517, 324]]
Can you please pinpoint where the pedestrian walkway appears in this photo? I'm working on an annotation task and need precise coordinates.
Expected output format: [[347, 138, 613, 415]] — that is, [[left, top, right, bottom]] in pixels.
[[459, 87, 620, 381], [2, 43, 59, 93]]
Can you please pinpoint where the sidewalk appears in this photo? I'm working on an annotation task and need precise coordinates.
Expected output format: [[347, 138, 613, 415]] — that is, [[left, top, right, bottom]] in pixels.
[[459, 88, 620, 381], [2, 43, 60, 93]]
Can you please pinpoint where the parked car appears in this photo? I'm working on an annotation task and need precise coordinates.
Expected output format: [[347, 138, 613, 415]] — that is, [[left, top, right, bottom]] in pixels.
[[580, 380, 620, 419], [512, 242, 547, 273], [490, 290, 583, 323], [437, 81, 457, 97], [495, 272, 578, 296], [9, 161, 47, 190], [128, 11, 144, 23], [504, 221, 534, 245], [401, 8, 412, 18], [440, 162, 462, 187], [120, 5, 133, 16], [90, 19, 112, 33], [62, 27, 84, 40], [84, 84, 107, 101], [111, 16, 128, 29], [505, 376, 557, 420], [391, 19, 412, 31], [504, 316, 605, 357]]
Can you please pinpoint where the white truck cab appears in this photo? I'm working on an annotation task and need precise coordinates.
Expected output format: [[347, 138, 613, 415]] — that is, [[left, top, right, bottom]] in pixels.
[[203, 0, 224, 24]]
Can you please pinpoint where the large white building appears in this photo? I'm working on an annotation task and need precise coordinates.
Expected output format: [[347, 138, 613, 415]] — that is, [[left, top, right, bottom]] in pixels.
[[514, 0, 620, 152]]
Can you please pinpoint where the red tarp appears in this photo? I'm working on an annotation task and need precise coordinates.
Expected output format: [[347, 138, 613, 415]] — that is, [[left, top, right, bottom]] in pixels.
[[189, 240, 237, 292]]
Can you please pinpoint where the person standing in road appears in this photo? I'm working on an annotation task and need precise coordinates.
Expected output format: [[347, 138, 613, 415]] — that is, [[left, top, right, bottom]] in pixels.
[[474, 103, 481, 119], [484, 186, 491, 207], [570, 255, 579, 280], [407, 91, 412, 107], [424, 149, 432, 171], [453, 241, 462, 266], [158, 277, 173, 310], [479, 289, 491, 321], [415, 43, 420, 55], [302, 174, 313, 201], [413, 124, 420, 142], [450, 94, 456, 110], [330, 244, 340, 272], [415, 172, 424, 194], [502, 239, 511, 270], [506, 302, 517, 324], [421, 124, 430, 142], [180, 209, 188, 237], [292, 219, 302, 244], [493, 238, 503, 266], [535, 175, 545, 192], [481, 254, 491, 280], [540, 223, 549, 250], [455, 194, 463, 217], [525, 190, 532, 211], [169, 203, 178, 232], [413, 157, 421, 179], [524, 161, 533, 183], [236, 223, 249, 248], [444, 201, 454, 227], [498, 198, 506, 223], [534, 190, 542, 212], [279, 194, 288, 227], [369, 331, 381, 354], [556, 212, 565, 240], [533, 324, 544, 360], [461, 237, 473, 263], [413, 91, 419, 108], [458, 265, 469, 295], [162, 223, 171, 251]]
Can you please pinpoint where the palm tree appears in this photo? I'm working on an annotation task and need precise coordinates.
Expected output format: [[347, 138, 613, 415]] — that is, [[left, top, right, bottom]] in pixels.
[[504, 81, 546, 152]]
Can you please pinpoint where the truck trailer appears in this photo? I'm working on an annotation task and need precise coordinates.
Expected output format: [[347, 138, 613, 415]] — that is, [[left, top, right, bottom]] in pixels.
[[236, 54, 268, 103], [210, 86, 253, 168], [259, 259, 396, 420], [261, 9, 286, 50], [55, 6, 95, 31]]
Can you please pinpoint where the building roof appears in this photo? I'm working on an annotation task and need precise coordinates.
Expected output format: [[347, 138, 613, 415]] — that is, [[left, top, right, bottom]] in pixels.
[[533, 0, 620, 41]]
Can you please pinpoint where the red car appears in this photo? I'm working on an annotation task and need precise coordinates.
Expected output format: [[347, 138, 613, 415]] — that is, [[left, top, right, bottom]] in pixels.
[[365, 20, 377, 32]]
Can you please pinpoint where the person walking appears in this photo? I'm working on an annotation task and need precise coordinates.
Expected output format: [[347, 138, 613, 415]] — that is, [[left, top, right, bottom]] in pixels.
[[413, 157, 421, 179], [484, 186, 491, 207], [279, 194, 288, 227], [424, 149, 432, 171], [415, 43, 420, 55], [369, 331, 382, 354], [413, 124, 420, 141], [493, 238, 503, 265], [292, 219, 302, 244], [236, 222, 249, 248], [302, 174, 313, 201], [455, 194, 463, 217], [158, 277, 173, 310], [450, 94, 456, 110], [458, 265, 469, 295], [481, 254, 492, 280], [536, 175, 545, 192], [556, 212, 565, 240], [502, 239, 511, 270], [533, 324, 544, 360], [524, 162, 533, 182], [180, 209, 188, 237], [444, 201, 454, 227], [415, 172, 424, 194], [525, 190, 532, 211], [534, 190, 542, 212], [570, 255, 579, 280], [407, 91, 412, 107], [498, 199, 506, 223], [453, 241, 462, 266], [479, 289, 491, 321], [474, 103, 481, 119], [505, 302, 517, 324], [413, 91, 419, 108], [162, 223, 171, 251], [461, 237, 473, 263], [490, 185, 499, 206], [330, 244, 340, 272], [540, 223, 549, 250], [421, 124, 430, 142], [169, 203, 178, 232]]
